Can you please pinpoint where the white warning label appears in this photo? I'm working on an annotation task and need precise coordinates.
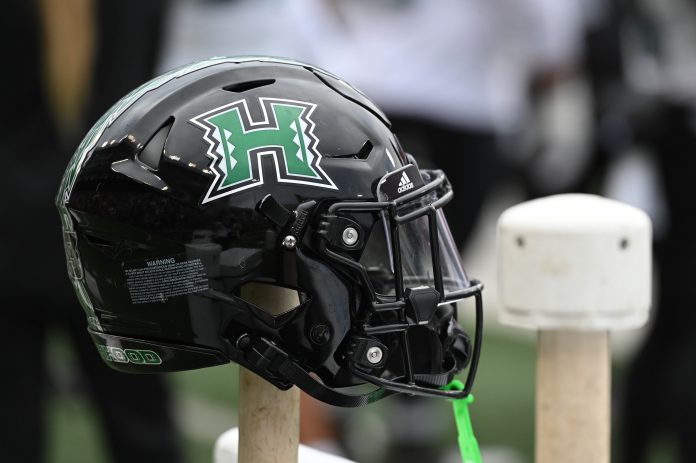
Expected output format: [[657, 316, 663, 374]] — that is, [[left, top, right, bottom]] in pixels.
[[124, 257, 209, 304]]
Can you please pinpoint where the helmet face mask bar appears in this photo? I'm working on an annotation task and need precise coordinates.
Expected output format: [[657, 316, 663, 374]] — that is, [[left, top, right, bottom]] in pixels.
[[55, 57, 483, 407], [318, 164, 483, 400]]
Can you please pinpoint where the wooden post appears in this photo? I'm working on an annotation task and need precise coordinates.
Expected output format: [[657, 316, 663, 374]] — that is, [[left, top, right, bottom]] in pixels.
[[536, 330, 610, 463], [238, 283, 300, 463], [497, 194, 652, 463], [38, 0, 95, 134]]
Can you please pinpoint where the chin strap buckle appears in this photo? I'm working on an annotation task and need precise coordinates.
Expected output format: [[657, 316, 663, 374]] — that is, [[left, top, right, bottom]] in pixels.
[[236, 333, 395, 407], [237, 334, 293, 390]]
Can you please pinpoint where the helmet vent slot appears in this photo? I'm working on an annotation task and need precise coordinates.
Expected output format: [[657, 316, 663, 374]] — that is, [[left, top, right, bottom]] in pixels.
[[354, 140, 373, 160], [332, 140, 373, 160], [82, 232, 121, 258], [223, 79, 276, 93], [83, 233, 117, 247], [137, 118, 173, 170]]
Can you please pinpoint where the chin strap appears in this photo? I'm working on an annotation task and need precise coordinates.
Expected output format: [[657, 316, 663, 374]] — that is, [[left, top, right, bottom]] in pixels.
[[241, 335, 470, 407], [241, 335, 396, 407], [277, 358, 396, 407]]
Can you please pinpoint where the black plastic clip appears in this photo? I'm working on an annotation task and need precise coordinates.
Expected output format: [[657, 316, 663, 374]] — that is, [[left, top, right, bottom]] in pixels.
[[404, 286, 440, 325], [238, 335, 293, 389], [318, 214, 364, 251], [289, 200, 317, 237], [346, 336, 388, 369], [257, 194, 293, 228]]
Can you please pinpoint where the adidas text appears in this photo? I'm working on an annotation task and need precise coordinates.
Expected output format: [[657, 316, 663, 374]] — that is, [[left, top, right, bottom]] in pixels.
[[397, 171, 414, 193]]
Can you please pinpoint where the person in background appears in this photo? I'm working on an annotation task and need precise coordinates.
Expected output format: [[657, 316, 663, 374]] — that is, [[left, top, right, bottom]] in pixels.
[[290, 1, 588, 461], [595, 0, 696, 460], [532, 0, 696, 460], [290, 0, 587, 248], [0, 1, 182, 462]]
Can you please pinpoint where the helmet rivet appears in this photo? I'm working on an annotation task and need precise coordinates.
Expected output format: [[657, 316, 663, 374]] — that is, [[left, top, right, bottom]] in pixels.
[[366, 346, 383, 364], [236, 333, 252, 350], [342, 227, 359, 246], [282, 235, 297, 249], [310, 324, 331, 345]]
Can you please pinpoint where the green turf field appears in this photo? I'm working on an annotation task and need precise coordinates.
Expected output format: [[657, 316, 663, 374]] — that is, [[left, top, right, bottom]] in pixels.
[[46, 330, 673, 463]]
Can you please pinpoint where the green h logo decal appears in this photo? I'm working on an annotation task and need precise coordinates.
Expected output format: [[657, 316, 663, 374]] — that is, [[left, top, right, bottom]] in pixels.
[[192, 97, 336, 203]]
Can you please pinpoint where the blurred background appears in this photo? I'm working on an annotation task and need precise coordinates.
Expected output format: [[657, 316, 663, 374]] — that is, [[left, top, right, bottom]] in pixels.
[[4, 0, 696, 462]]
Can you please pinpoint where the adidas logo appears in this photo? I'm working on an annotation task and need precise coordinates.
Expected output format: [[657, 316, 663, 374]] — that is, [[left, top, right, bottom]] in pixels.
[[397, 171, 414, 193]]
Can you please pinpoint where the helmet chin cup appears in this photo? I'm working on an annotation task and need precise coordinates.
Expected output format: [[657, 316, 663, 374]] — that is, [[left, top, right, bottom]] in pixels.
[[404, 286, 440, 324]]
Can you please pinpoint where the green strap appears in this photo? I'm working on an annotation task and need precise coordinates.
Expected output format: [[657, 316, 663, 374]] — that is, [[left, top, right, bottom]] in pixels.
[[444, 379, 482, 463]]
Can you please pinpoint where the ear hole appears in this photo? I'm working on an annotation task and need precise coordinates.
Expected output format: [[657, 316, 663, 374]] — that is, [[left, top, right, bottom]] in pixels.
[[239, 282, 303, 316]]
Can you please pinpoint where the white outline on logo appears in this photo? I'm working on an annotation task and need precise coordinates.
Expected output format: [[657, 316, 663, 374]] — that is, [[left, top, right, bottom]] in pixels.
[[191, 97, 337, 204]]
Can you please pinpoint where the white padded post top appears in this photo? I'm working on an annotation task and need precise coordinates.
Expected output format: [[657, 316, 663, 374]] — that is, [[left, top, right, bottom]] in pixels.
[[215, 428, 356, 463], [497, 194, 652, 330]]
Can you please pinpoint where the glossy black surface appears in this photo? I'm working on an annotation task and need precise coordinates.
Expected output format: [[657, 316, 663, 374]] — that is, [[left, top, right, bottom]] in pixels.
[[58, 58, 483, 403]]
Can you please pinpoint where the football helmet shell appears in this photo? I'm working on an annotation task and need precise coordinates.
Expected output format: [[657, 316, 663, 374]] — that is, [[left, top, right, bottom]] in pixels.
[[57, 57, 482, 406]]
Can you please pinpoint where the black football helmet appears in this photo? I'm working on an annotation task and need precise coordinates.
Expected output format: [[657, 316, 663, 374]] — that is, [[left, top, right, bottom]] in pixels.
[[57, 57, 483, 406]]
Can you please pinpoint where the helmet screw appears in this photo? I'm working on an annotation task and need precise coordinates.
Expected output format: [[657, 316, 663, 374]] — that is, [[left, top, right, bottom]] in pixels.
[[366, 346, 383, 364], [236, 333, 252, 350], [310, 324, 331, 345], [282, 235, 297, 249], [342, 227, 359, 246]]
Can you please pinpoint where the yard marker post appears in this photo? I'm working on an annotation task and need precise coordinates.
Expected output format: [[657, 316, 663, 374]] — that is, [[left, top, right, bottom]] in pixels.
[[497, 194, 651, 463]]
